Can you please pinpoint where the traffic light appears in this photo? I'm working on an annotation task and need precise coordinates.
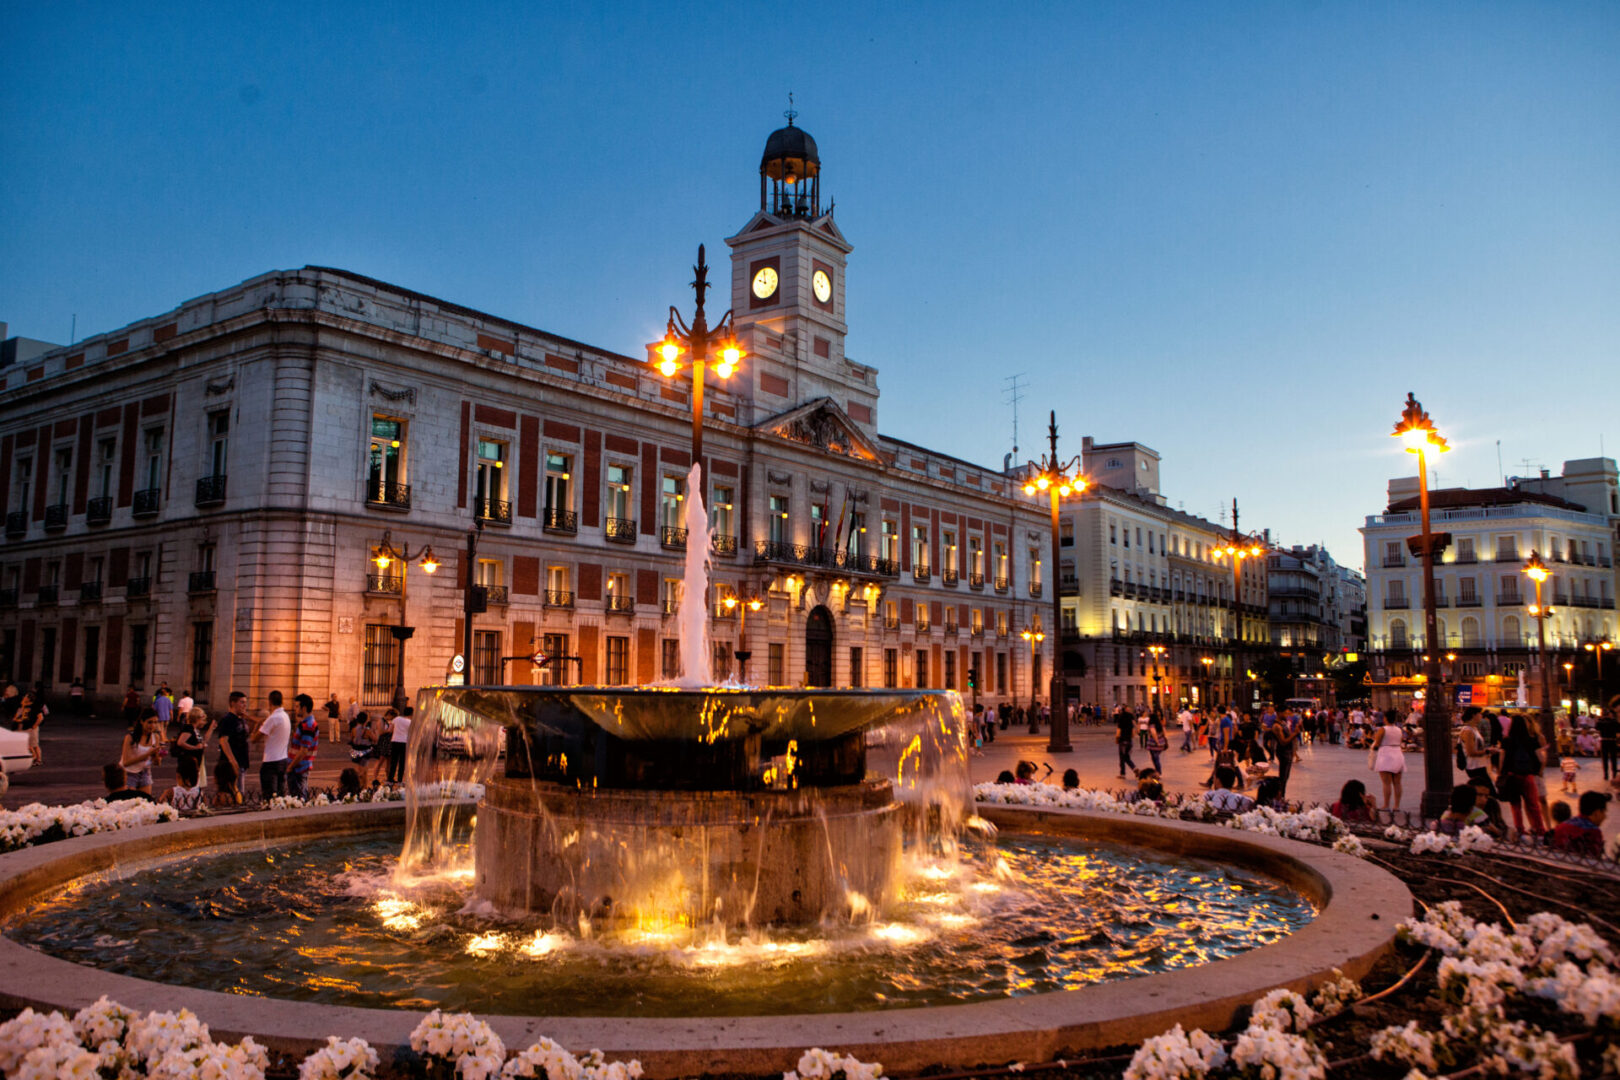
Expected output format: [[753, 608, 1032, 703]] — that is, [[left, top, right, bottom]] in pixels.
[[967, 666, 979, 690]]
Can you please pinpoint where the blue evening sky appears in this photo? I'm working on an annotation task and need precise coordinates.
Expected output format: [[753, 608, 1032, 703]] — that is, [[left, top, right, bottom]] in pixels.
[[3, 2, 1617, 571]]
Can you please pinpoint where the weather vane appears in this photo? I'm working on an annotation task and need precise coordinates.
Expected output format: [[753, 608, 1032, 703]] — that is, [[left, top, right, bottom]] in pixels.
[[784, 92, 797, 125]]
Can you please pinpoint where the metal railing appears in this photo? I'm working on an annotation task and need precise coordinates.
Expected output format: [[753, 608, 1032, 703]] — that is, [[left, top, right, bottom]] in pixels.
[[968, 572, 985, 589], [5, 511, 26, 538], [79, 581, 102, 603], [660, 526, 687, 549], [195, 474, 227, 507], [662, 599, 680, 616], [1384, 597, 1410, 609], [606, 595, 634, 614], [544, 589, 574, 608], [711, 534, 737, 556], [44, 503, 68, 530], [1495, 551, 1520, 563], [482, 585, 508, 606], [188, 571, 216, 593], [913, 565, 932, 583], [476, 498, 512, 525], [366, 573, 403, 595], [943, 569, 959, 586], [133, 488, 161, 517], [366, 480, 411, 510], [126, 576, 151, 599], [1029, 582, 1042, 598], [994, 576, 1009, 593], [37, 584, 58, 605], [605, 517, 637, 544], [884, 615, 900, 630], [0, 588, 15, 608], [86, 496, 112, 526], [1382, 556, 1405, 568], [752, 540, 899, 576], [542, 506, 577, 534]]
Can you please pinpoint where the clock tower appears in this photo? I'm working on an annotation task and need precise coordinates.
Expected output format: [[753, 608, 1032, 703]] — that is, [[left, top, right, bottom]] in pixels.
[[726, 115, 877, 434]]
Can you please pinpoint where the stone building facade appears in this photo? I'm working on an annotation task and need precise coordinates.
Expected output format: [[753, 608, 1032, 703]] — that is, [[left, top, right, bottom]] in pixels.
[[0, 123, 1057, 712]]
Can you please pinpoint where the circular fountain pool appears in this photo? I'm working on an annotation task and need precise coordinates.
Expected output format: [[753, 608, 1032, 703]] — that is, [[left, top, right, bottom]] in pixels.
[[5, 829, 1313, 1017]]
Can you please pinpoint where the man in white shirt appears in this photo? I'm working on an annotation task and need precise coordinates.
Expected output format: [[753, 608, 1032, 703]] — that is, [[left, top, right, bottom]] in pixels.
[[387, 706, 413, 783], [1178, 707, 1195, 752], [253, 690, 291, 798]]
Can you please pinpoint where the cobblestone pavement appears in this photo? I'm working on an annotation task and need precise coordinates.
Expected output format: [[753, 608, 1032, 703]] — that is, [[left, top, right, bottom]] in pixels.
[[7, 712, 1618, 851]]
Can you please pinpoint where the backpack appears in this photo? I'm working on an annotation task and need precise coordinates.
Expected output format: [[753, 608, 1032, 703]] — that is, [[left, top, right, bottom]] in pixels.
[[1455, 736, 1468, 772]]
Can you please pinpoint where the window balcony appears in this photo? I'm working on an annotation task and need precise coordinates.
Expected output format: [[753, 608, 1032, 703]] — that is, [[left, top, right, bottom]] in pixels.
[[0, 588, 16, 609], [543, 507, 577, 534], [994, 576, 1009, 594], [37, 584, 58, 606], [606, 595, 634, 615], [195, 474, 227, 508], [482, 585, 509, 607], [1496, 593, 1522, 606], [476, 498, 512, 526], [4, 512, 25, 538], [605, 517, 637, 544], [366, 573, 403, 596], [1456, 596, 1483, 608], [912, 565, 932, 584], [126, 576, 151, 599], [1029, 582, 1042, 598], [711, 534, 737, 557], [366, 480, 411, 511], [1454, 553, 1478, 564], [944, 622, 959, 636], [188, 571, 216, 594], [968, 572, 985, 590], [942, 569, 959, 587], [751, 540, 899, 578], [971, 625, 984, 637], [44, 503, 68, 531], [133, 488, 161, 518], [1382, 556, 1405, 568], [544, 589, 574, 609], [660, 526, 688, 550], [1384, 597, 1410, 609], [884, 615, 900, 630], [86, 496, 112, 526], [79, 581, 102, 604], [662, 599, 680, 616]]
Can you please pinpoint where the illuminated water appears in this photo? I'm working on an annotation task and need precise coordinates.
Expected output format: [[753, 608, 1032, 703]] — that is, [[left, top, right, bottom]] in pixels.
[[6, 832, 1313, 1016]]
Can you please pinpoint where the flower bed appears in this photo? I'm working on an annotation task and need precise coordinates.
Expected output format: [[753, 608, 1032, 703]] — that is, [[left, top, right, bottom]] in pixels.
[[0, 799, 180, 854]]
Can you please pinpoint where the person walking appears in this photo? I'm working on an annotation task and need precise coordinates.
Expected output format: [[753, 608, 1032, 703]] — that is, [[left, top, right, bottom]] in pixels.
[[288, 693, 320, 798], [1114, 706, 1137, 778], [153, 683, 174, 732], [1273, 708, 1300, 798], [1178, 706, 1195, 752], [214, 691, 252, 805], [386, 706, 413, 784], [120, 685, 141, 729], [119, 708, 166, 795], [1497, 713, 1549, 839], [368, 708, 397, 786], [254, 690, 290, 799], [1597, 707, 1619, 782], [1370, 709, 1407, 811], [1146, 715, 1169, 774], [13, 690, 47, 765], [172, 706, 211, 791]]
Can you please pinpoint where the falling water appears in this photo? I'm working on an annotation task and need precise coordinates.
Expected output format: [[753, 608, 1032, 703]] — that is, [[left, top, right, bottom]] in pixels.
[[672, 461, 712, 687]]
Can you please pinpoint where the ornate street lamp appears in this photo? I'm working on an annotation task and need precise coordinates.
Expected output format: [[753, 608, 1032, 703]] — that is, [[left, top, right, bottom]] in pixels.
[[1391, 392, 1453, 819], [1585, 641, 1612, 709], [722, 592, 765, 682], [1146, 643, 1167, 718], [1523, 551, 1556, 742], [1200, 655, 1214, 708], [1211, 500, 1265, 713], [371, 531, 440, 712], [1019, 411, 1087, 753], [1020, 627, 1046, 730], [652, 245, 745, 490]]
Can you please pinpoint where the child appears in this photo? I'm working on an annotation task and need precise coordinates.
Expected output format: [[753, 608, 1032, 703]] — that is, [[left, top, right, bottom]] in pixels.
[[1061, 768, 1080, 791], [159, 756, 205, 811], [1560, 754, 1579, 795], [1548, 800, 1572, 827], [1135, 767, 1165, 803]]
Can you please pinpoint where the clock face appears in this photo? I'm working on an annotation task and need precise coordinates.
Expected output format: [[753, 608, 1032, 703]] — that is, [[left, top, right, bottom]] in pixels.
[[752, 266, 779, 300], [812, 269, 832, 303]]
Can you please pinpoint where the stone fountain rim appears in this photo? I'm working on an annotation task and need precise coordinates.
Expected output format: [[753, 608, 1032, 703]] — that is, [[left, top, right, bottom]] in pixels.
[[0, 801, 1413, 1078]]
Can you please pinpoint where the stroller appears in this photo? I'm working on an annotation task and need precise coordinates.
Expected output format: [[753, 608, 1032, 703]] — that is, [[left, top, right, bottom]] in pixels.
[[1345, 720, 1370, 749]]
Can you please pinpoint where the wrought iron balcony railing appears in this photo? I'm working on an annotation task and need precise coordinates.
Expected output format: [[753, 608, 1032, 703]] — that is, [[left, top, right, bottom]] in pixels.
[[79, 581, 102, 603], [662, 599, 680, 616], [711, 534, 738, 556], [994, 576, 1009, 593], [195, 474, 227, 507], [751, 540, 899, 577], [660, 526, 688, 550], [0, 588, 15, 609], [366, 573, 403, 596], [942, 569, 959, 586], [4, 511, 25, 538], [366, 480, 411, 510], [126, 576, 151, 599], [482, 585, 508, 606], [606, 595, 634, 614], [1029, 582, 1042, 598], [1384, 597, 1410, 609], [133, 488, 161, 517], [86, 496, 112, 526], [884, 615, 900, 630], [968, 572, 985, 589], [476, 498, 512, 525], [912, 565, 932, 583], [543, 507, 577, 534], [605, 518, 637, 544], [37, 584, 58, 605], [188, 571, 216, 594], [44, 503, 68, 531], [544, 589, 574, 608]]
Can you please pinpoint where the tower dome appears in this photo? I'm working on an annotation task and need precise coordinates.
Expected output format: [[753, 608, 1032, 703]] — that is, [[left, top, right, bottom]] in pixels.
[[760, 112, 821, 219]]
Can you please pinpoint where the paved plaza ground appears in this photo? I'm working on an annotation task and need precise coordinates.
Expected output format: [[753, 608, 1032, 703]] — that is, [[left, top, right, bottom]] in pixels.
[[6, 709, 1618, 848]]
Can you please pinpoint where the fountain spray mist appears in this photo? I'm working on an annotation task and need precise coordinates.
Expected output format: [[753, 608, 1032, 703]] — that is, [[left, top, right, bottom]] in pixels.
[[672, 461, 712, 688]]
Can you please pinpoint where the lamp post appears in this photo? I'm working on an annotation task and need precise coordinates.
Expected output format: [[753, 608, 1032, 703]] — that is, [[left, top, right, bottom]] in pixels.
[[1391, 392, 1454, 820], [462, 519, 484, 682], [371, 531, 440, 712], [1523, 551, 1556, 743], [1147, 643, 1167, 719], [723, 592, 765, 683], [1020, 627, 1046, 730], [1019, 411, 1087, 753], [653, 245, 745, 491], [1200, 655, 1214, 708], [1211, 499, 1265, 715], [1585, 641, 1612, 709]]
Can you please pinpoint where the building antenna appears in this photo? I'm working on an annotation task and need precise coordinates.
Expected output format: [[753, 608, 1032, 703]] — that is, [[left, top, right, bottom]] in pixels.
[[1002, 373, 1027, 460], [70, 314, 76, 346], [1496, 440, 1503, 487]]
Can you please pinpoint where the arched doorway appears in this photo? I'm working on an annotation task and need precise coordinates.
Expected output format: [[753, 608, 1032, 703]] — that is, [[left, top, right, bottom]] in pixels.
[[805, 606, 834, 687]]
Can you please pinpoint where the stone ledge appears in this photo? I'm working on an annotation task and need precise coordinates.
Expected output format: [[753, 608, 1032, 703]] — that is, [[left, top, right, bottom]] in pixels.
[[0, 802, 1413, 1078]]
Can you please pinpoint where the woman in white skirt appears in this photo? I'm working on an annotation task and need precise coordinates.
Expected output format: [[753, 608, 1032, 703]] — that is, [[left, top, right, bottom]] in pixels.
[[1370, 708, 1407, 811]]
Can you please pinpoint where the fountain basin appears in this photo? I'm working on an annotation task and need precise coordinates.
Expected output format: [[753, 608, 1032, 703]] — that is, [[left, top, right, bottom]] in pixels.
[[475, 778, 901, 924], [0, 802, 1411, 1077]]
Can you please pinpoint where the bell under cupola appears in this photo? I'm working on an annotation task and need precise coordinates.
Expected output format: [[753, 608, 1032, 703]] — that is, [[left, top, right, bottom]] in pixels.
[[760, 105, 820, 219]]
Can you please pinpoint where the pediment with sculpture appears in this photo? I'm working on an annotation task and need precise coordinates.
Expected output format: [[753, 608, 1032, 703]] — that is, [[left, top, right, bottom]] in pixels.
[[758, 398, 880, 462]]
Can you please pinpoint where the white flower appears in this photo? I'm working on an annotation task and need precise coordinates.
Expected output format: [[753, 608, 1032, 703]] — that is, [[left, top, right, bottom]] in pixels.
[[1488, 1021, 1578, 1080], [1229, 1027, 1325, 1080], [1369, 1022, 1438, 1071], [786, 1048, 885, 1080], [1409, 831, 1453, 855], [410, 1011, 505, 1080], [15, 1042, 103, 1080], [125, 1008, 213, 1064], [1123, 1024, 1228, 1080], [502, 1037, 583, 1080], [300, 1036, 381, 1080], [1384, 824, 1412, 842], [1454, 826, 1494, 853], [1248, 989, 1316, 1033], [1331, 834, 1368, 858], [0, 798, 182, 853], [1308, 969, 1361, 1018], [71, 996, 137, 1047], [0, 1008, 78, 1075]]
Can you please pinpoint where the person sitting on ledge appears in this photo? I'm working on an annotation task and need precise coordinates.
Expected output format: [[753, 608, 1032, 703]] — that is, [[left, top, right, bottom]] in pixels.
[[338, 766, 364, 800], [1061, 768, 1080, 791], [994, 769, 1017, 785], [1438, 782, 1496, 836], [1134, 767, 1165, 803], [103, 762, 154, 803], [1203, 766, 1253, 813], [1549, 790, 1610, 856], [1013, 760, 1038, 785], [1329, 779, 1374, 823]]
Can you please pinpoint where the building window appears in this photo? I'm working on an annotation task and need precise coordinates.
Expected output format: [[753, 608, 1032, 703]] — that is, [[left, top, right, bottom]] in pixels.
[[547, 564, 571, 602], [606, 571, 630, 607], [711, 483, 734, 539], [606, 464, 632, 521], [971, 608, 984, 634], [191, 622, 213, 692], [994, 541, 1007, 581], [605, 635, 630, 685], [476, 440, 507, 509], [130, 624, 148, 685], [768, 643, 786, 685], [40, 628, 56, 687], [1109, 523, 1117, 545], [912, 525, 930, 572], [713, 641, 731, 682], [661, 475, 685, 531], [881, 519, 898, 561], [770, 495, 790, 544], [13, 456, 32, 512], [663, 577, 682, 615], [661, 639, 680, 680], [847, 511, 865, 557], [811, 502, 828, 548], [53, 447, 72, 506], [944, 649, 956, 689], [1030, 551, 1042, 589], [884, 648, 898, 688], [143, 428, 164, 492], [849, 646, 864, 688], [545, 452, 572, 510], [474, 630, 501, 685], [82, 626, 101, 688], [206, 410, 230, 477], [916, 604, 931, 632], [996, 651, 1007, 693], [369, 416, 404, 499], [96, 438, 116, 499], [542, 633, 570, 686], [916, 648, 929, 688], [996, 610, 1008, 635], [363, 624, 400, 704]]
